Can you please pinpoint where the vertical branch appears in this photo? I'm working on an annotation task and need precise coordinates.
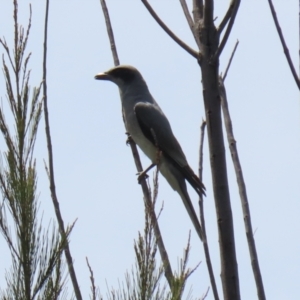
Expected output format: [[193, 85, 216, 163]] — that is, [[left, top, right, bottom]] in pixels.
[[99, 0, 174, 288], [100, 0, 119, 66], [203, 0, 214, 26], [142, 1, 242, 299], [179, 0, 200, 48], [214, 0, 240, 60], [219, 78, 266, 300], [192, 0, 203, 23], [42, 1, 82, 299], [222, 40, 239, 82], [217, 1, 235, 34], [127, 137, 174, 287], [198, 120, 219, 300], [86, 257, 97, 300], [197, 3, 240, 299], [13, 0, 21, 109]]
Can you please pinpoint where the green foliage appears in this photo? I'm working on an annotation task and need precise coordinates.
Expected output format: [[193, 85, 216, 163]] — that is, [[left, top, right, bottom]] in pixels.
[[107, 205, 166, 300], [1, 2, 205, 299], [0, 2, 70, 299]]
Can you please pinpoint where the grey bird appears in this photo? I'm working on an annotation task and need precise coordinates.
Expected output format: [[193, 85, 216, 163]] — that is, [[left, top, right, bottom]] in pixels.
[[95, 65, 205, 241]]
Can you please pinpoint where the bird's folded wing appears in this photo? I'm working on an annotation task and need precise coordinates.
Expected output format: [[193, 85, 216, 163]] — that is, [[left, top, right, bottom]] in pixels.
[[134, 102, 188, 166], [134, 102, 205, 195]]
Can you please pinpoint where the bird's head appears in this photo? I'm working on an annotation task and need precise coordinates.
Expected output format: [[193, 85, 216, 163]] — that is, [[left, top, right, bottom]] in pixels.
[[95, 65, 144, 90]]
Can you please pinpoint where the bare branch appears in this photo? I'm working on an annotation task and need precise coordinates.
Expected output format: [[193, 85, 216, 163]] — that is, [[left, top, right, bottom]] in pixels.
[[141, 0, 199, 59], [200, 287, 210, 300], [179, 0, 194, 30], [214, 0, 240, 61], [267, 0, 300, 90], [217, 0, 235, 35], [42, 1, 82, 299], [198, 120, 206, 184], [219, 78, 266, 300], [100, 0, 119, 66], [192, 0, 203, 23], [126, 136, 174, 287], [198, 120, 219, 300], [203, 0, 214, 26], [100, 0, 174, 287], [222, 40, 239, 82], [179, 0, 200, 48], [86, 257, 97, 300]]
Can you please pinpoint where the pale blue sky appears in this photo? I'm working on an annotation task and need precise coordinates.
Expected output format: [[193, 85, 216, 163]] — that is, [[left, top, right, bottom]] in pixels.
[[0, 1, 299, 299]]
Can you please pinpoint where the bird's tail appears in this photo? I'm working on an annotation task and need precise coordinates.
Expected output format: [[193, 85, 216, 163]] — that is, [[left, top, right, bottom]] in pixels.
[[159, 158, 203, 241], [181, 165, 206, 197], [177, 181, 203, 241]]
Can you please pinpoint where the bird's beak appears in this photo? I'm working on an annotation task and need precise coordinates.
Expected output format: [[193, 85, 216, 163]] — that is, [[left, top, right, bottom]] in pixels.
[[94, 72, 110, 80]]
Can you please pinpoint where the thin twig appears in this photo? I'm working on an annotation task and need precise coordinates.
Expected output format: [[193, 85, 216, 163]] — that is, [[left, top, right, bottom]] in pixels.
[[127, 136, 174, 287], [100, 0, 119, 66], [222, 40, 239, 82], [179, 0, 200, 48], [198, 120, 206, 185], [214, 0, 240, 61], [141, 0, 199, 59], [217, 0, 235, 35], [219, 78, 266, 300], [201, 287, 210, 300], [43, 159, 50, 179], [86, 257, 97, 300], [267, 0, 300, 90], [42, 1, 82, 299], [99, 0, 174, 287], [198, 120, 219, 300]]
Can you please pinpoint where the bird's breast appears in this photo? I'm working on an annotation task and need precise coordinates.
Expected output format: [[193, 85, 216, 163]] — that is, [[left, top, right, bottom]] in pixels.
[[124, 109, 157, 162]]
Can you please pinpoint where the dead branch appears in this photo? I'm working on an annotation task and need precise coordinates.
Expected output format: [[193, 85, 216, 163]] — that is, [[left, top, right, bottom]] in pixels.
[[100, 0, 174, 287], [141, 0, 198, 58], [42, 1, 82, 299], [198, 120, 219, 300], [267, 0, 300, 90], [179, 0, 200, 48], [86, 257, 97, 300], [203, 0, 214, 26], [219, 78, 266, 300], [214, 0, 240, 60], [100, 0, 119, 66], [192, 0, 203, 23], [217, 0, 235, 34], [222, 40, 239, 82]]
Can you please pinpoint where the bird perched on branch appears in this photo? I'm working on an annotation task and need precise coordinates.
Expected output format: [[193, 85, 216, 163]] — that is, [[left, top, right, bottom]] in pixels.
[[95, 65, 205, 241]]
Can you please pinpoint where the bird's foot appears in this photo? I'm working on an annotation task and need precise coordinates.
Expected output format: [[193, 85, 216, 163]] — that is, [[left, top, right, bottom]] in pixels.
[[125, 132, 133, 145], [136, 163, 156, 183], [136, 171, 149, 183]]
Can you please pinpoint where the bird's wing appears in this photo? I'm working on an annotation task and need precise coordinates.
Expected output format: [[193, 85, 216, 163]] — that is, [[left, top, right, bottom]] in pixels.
[[134, 102, 205, 196], [134, 102, 187, 166]]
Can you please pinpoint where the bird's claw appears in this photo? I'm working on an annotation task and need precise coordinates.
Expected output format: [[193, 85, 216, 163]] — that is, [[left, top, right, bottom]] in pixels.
[[125, 132, 133, 145], [136, 171, 149, 184]]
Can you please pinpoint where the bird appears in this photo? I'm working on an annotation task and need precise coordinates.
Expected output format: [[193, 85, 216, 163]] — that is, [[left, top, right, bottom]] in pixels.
[[95, 65, 205, 241]]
